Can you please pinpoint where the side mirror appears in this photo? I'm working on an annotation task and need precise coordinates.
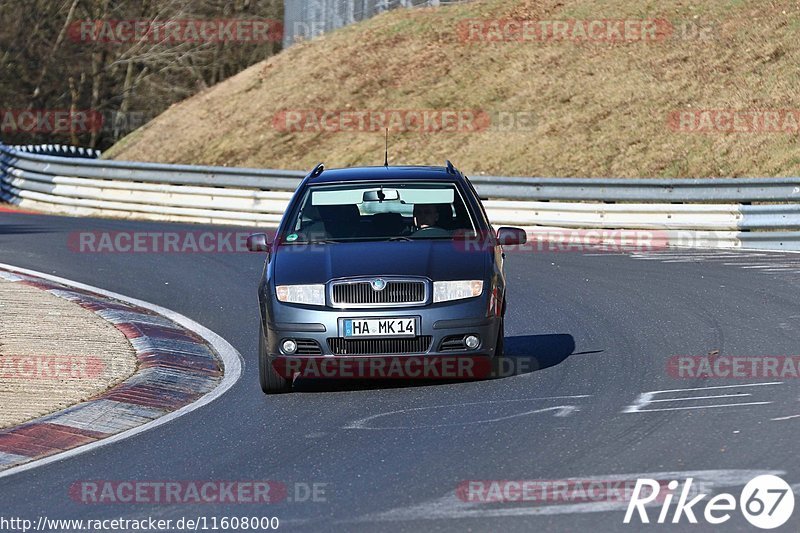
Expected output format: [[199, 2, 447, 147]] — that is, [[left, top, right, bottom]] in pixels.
[[496, 227, 527, 246], [246, 233, 270, 252]]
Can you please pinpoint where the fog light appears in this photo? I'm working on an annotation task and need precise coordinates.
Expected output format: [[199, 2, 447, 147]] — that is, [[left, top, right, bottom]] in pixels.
[[281, 339, 298, 354], [465, 335, 480, 349]]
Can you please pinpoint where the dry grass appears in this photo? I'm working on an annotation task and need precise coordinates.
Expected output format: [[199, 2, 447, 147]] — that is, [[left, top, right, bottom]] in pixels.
[[106, 0, 800, 177]]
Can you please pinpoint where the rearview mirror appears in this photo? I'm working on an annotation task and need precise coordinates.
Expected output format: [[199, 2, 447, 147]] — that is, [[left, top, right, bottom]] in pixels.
[[496, 227, 527, 246], [363, 189, 400, 202], [247, 233, 270, 252]]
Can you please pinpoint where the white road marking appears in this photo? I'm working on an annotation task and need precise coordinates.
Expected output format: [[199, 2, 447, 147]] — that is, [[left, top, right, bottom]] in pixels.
[[344, 396, 590, 430], [623, 382, 782, 413], [648, 393, 753, 403], [625, 401, 772, 413], [0, 263, 244, 480], [629, 255, 680, 259], [740, 264, 799, 269], [351, 469, 785, 522], [771, 414, 800, 421], [630, 253, 779, 263], [633, 252, 772, 258], [631, 253, 734, 260]]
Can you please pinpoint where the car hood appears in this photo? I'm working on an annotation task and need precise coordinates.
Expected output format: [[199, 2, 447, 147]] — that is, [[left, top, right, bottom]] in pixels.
[[273, 240, 489, 284]]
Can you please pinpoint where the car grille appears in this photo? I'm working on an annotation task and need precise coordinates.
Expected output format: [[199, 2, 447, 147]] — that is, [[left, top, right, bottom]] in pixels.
[[439, 335, 468, 352], [330, 279, 427, 307], [295, 339, 322, 355], [327, 336, 432, 355]]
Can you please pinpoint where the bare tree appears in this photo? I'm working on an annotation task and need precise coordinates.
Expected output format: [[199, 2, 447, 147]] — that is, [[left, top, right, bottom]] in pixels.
[[0, 0, 283, 148]]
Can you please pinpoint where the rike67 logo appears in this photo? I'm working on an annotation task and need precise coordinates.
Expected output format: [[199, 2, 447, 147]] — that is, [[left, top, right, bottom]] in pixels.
[[624, 475, 794, 529]]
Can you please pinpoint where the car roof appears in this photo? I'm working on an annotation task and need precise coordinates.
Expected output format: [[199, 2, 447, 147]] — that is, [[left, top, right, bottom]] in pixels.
[[307, 165, 463, 184]]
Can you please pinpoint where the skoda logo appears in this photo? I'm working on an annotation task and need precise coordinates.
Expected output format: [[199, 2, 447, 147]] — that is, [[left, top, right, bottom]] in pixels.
[[371, 278, 387, 291]]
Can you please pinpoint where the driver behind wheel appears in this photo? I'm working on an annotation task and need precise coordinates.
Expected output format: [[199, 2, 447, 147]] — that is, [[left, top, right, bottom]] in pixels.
[[412, 203, 450, 237]]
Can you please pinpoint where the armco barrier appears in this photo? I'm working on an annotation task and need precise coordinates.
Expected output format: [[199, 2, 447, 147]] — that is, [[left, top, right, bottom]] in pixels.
[[2, 142, 800, 250], [8, 144, 102, 159]]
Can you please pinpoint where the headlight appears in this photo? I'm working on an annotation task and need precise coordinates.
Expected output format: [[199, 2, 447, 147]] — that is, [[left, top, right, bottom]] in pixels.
[[433, 280, 484, 303], [275, 284, 325, 305]]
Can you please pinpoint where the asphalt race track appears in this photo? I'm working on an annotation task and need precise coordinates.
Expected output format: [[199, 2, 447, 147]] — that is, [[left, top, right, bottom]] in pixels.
[[1, 210, 799, 532]]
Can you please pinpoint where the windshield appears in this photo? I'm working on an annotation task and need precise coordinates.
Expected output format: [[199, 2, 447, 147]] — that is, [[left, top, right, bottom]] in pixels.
[[281, 181, 478, 243]]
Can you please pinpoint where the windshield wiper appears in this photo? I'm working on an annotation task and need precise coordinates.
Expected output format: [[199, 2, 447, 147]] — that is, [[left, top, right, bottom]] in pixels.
[[386, 236, 413, 242], [288, 238, 341, 245]]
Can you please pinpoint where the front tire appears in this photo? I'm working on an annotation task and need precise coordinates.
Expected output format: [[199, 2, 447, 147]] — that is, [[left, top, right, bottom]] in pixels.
[[487, 317, 506, 379], [494, 317, 505, 359], [259, 324, 292, 394]]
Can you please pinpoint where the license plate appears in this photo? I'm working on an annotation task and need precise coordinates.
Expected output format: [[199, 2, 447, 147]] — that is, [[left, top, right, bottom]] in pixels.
[[342, 317, 416, 337]]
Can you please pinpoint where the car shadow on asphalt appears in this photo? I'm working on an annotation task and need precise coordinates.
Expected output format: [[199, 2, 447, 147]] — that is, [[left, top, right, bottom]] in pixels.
[[0, 223, 55, 235], [290, 333, 584, 393], [499, 333, 579, 377]]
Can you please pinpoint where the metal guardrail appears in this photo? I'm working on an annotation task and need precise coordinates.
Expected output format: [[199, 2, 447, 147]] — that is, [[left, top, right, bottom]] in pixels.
[[471, 175, 800, 203], [9, 144, 102, 159], [4, 148, 304, 190], [2, 142, 800, 250]]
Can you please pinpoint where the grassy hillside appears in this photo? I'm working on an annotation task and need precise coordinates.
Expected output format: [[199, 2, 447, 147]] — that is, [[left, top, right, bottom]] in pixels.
[[106, 0, 800, 177]]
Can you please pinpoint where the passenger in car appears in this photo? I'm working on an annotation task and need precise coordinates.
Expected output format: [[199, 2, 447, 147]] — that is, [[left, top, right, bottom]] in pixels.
[[318, 204, 361, 239], [370, 212, 408, 237]]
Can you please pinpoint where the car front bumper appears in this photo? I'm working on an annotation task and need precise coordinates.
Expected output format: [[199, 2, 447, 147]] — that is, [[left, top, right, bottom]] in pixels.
[[262, 295, 501, 360]]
